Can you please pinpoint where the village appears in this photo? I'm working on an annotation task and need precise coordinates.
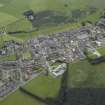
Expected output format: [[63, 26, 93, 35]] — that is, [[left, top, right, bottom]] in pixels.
[[0, 17, 105, 99]]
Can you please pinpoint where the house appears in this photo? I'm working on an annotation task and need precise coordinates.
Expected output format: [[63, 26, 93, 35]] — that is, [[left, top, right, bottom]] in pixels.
[[49, 63, 66, 77], [97, 18, 105, 28], [23, 10, 35, 21]]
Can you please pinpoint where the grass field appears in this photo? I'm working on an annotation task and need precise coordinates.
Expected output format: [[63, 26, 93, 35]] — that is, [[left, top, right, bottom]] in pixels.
[[0, 90, 45, 105], [0, 12, 17, 27], [0, 54, 16, 61], [0, 75, 62, 105], [0, 0, 104, 41], [0, 34, 23, 49], [0, 0, 104, 31], [24, 75, 62, 98], [98, 47, 105, 56], [85, 47, 105, 60], [0, 0, 104, 17], [68, 60, 105, 88]]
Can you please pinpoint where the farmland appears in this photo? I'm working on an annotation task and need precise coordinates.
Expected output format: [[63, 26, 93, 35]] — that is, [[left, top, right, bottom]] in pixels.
[[0, 0, 105, 41], [68, 60, 105, 88]]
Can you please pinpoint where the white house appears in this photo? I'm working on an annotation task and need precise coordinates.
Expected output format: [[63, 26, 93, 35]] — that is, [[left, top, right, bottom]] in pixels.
[[49, 63, 66, 77]]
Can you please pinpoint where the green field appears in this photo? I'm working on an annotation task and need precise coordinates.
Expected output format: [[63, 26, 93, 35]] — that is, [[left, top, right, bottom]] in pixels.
[[0, 0, 104, 17], [0, 54, 16, 61], [98, 47, 105, 56], [68, 60, 105, 88], [84, 47, 105, 60], [0, 12, 17, 27], [0, 90, 45, 105], [0, 0, 105, 41], [0, 75, 62, 105], [0, 0, 104, 45], [24, 75, 62, 98]]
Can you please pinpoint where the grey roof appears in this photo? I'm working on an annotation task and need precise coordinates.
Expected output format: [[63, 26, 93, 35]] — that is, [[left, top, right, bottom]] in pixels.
[[77, 34, 89, 39]]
